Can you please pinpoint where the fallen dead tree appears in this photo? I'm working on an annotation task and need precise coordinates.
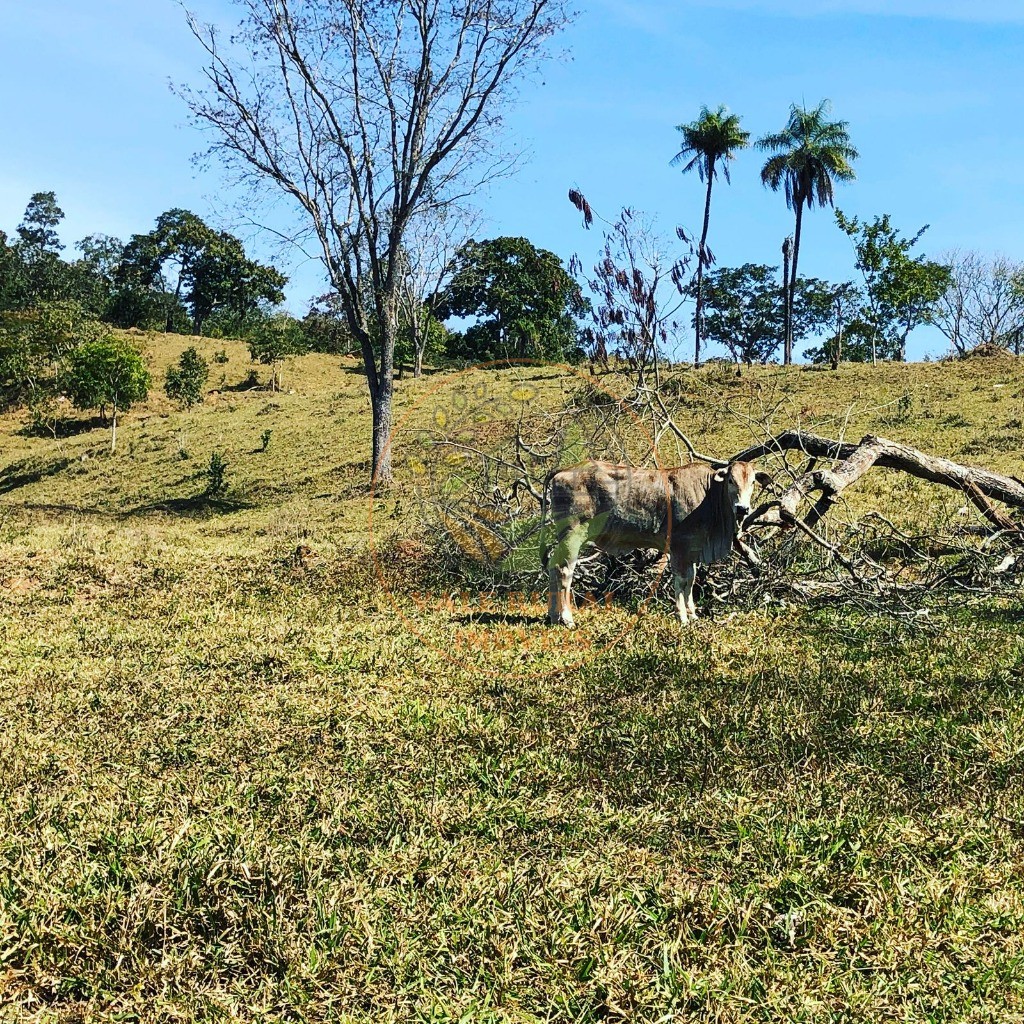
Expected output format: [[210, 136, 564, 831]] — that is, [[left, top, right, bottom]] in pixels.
[[402, 368, 1024, 616], [736, 430, 1024, 540]]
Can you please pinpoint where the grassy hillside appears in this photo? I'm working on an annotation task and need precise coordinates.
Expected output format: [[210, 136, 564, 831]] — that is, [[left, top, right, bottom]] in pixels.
[[2, 337, 1023, 1021]]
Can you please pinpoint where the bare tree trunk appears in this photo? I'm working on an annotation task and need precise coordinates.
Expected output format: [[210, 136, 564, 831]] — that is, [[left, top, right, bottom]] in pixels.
[[111, 407, 118, 453], [371, 377, 394, 487], [362, 306, 397, 487]]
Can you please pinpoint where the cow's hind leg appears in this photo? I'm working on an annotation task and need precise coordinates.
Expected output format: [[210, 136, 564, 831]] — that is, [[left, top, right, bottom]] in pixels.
[[547, 524, 587, 627]]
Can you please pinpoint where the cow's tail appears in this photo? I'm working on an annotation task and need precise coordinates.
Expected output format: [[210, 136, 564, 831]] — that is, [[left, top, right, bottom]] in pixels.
[[539, 470, 557, 571]]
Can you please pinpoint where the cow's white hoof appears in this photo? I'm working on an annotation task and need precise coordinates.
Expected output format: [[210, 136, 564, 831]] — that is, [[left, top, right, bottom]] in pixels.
[[547, 614, 575, 628]]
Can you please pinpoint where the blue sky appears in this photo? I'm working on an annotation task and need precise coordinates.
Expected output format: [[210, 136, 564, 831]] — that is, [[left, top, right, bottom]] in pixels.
[[2, 0, 1022, 360]]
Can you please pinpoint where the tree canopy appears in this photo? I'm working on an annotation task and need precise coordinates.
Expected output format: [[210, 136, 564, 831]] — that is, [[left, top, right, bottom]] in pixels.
[[699, 263, 839, 364], [64, 337, 151, 450], [437, 237, 587, 362], [118, 210, 286, 335], [836, 211, 951, 362]]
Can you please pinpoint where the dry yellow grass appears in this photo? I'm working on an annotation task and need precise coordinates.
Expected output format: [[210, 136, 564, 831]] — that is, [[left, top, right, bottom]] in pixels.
[[2, 339, 1024, 1021]]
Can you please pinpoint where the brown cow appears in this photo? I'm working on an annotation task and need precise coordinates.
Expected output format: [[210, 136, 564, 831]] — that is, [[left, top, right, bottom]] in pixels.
[[541, 460, 771, 627]]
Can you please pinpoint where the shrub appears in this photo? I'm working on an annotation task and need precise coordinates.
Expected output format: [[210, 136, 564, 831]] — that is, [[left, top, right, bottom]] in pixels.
[[205, 452, 228, 495], [164, 347, 210, 410], [63, 336, 150, 451]]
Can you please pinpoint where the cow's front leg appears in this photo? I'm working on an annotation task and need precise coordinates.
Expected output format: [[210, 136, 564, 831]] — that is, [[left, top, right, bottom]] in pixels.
[[671, 555, 697, 626], [547, 525, 586, 627]]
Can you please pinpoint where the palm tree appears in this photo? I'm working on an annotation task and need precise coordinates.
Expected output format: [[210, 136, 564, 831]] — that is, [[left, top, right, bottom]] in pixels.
[[672, 105, 750, 366], [758, 100, 858, 364]]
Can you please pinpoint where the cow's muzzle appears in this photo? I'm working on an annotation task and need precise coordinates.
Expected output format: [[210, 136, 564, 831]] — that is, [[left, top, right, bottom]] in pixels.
[[735, 504, 750, 524]]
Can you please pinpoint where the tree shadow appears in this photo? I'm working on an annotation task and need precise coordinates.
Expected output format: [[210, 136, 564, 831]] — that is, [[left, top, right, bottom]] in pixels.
[[15, 415, 105, 440], [960, 604, 1024, 627], [218, 376, 267, 393], [122, 494, 256, 518], [0, 456, 72, 495], [453, 610, 546, 626]]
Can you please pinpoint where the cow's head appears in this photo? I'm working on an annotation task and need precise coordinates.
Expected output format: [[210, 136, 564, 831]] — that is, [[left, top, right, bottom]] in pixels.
[[713, 461, 773, 528]]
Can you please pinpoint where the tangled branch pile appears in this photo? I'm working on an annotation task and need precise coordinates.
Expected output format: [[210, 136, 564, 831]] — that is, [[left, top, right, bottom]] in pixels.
[[405, 366, 1024, 617]]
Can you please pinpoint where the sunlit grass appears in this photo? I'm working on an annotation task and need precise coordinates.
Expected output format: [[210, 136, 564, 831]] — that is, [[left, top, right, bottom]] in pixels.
[[2, 341, 1024, 1020]]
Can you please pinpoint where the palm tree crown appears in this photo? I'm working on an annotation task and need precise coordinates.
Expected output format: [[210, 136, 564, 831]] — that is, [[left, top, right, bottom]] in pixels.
[[757, 100, 857, 364], [757, 100, 858, 210], [673, 105, 749, 365], [672, 105, 750, 184]]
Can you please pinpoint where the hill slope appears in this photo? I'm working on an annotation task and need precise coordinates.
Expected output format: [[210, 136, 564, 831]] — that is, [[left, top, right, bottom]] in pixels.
[[2, 339, 1024, 1021]]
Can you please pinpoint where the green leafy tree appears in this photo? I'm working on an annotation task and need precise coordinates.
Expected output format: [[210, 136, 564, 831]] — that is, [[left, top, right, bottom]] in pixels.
[[699, 264, 842, 364], [164, 346, 210, 409], [800, 280, 862, 365], [758, 101, 858, 364], [0, 300, 105, 410], [303, 293, 357, 355], [64, 337, 151, 450], [188, 232, 287, 336], [15, 191, 72, 304], [69, 234, 125, 318], [836, 211, 952, 362], [17, 191, 64, 252], [671, 105, 750, 366], [247, 313, 309, 391], [117, 210, 286, 334], [436, 237, 586, 361], [698, 264, 780, 364], [0, 230, 28, 311]]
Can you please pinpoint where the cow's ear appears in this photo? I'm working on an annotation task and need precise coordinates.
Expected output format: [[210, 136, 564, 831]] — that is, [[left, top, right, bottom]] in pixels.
[[713, 467, 728, 483], [755, 470, 774, 488]]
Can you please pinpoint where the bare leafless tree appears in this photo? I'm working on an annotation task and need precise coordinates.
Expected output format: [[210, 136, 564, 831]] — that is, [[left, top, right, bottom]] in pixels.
[[180, 0, 571, 484], [396, 206, 479, 378], [933, 251, 1024, 356], [569, 197, 694, 388]]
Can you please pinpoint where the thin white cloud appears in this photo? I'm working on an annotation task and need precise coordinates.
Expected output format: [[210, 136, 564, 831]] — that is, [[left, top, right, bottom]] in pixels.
[[689, 0, 1024, 22]]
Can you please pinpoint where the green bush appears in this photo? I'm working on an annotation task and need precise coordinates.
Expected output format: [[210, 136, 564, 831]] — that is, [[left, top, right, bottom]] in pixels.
[[164, 347, 210, 410]]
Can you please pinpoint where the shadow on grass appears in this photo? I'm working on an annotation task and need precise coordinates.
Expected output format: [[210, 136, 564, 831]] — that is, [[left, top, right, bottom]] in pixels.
[[960, 605, 1024, 626], [0, 456, 72, 495], [122, 494, 257, 518], [218, 377, 269, 393], [453, 610, 546, 626], [15, 415, 107, 440]]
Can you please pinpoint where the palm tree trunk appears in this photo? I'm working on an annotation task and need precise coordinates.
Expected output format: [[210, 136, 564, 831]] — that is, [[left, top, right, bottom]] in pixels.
[[834, 296, 844, 369], [781, 237, 792, 365], [694, 168, 715, 367], [787, 204, 805, 366]]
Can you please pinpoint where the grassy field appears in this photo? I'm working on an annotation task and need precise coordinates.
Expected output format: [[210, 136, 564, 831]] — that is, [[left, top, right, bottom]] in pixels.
[[2, 336, 1024, 1021]]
